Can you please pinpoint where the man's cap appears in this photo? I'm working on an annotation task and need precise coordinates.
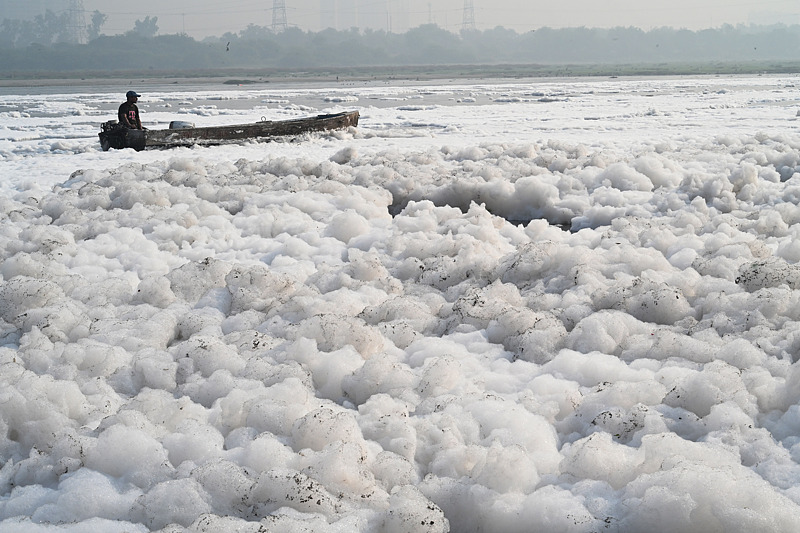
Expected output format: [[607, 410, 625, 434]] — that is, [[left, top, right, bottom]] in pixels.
[[126, 90, 141, 98]]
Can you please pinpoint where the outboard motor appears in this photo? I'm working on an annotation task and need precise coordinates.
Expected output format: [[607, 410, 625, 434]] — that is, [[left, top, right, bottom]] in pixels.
[[99, 121, 146, 151]]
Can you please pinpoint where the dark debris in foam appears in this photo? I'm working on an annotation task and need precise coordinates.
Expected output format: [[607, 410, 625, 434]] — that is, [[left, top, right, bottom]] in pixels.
[[388, 199, 574, 232]]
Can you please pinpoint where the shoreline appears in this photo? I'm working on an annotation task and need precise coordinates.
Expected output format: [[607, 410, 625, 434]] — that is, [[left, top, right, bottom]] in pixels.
[[3, 61, 800, 89]]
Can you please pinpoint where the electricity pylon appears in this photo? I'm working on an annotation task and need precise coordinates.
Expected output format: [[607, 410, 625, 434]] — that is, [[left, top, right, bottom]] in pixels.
[[272, 0, 288, 32], [462, 0, 475, 31], [65, 0, 88, 44]]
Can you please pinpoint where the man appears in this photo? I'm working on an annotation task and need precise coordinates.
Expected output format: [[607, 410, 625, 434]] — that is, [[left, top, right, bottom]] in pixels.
[[118, 90, 143, 129]]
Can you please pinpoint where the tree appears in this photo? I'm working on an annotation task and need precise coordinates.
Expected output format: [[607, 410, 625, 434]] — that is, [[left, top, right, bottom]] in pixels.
[[239, 24, 272, 41], [35, 10, 68, 44], [88, 11, 108, 41], [402, 24, 470, 64], [130, 16, 159, 38]]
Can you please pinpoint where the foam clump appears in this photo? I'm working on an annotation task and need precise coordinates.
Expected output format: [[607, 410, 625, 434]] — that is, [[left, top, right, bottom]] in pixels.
[[3, 125, 800, 532]]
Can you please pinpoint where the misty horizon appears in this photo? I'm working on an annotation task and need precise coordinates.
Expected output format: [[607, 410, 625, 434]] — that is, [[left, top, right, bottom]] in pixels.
[[1, 0, 799, 40], [3, 0, 800, 76]]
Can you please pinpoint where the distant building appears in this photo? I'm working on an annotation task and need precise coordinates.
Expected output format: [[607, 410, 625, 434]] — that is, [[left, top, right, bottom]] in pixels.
[[339, 0, 358, 30], [748, 10, 800, 26], [318, 0, 414, 33], [319, 0, 359, 31], [319, 0, 334, 30], [394, 0, 410, 33], [356, 0, 387, 32]]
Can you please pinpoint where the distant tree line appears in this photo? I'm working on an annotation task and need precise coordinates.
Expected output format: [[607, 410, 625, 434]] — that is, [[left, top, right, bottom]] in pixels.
[[0, 9, 110, 47], [1, 11, 800, 73]]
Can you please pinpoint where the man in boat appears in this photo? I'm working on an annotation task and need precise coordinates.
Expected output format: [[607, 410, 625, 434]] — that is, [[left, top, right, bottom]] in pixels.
[[118, 90, 144, 129]]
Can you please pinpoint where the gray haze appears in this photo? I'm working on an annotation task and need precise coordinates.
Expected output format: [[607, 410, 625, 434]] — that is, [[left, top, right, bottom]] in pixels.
[[3, 0, 799, 38]]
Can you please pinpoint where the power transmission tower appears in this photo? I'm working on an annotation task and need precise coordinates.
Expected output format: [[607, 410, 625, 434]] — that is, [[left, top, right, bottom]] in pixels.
[[462, 0, 475, 31], [65, 0, 88, 44], [272, 0, 288, 32]]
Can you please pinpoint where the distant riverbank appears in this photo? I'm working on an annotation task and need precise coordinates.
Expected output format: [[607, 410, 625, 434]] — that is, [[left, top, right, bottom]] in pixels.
[[3, 61, 800, 88]]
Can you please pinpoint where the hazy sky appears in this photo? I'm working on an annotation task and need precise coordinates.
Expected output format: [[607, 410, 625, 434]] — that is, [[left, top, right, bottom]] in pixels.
[[82, 0, 800, 37]]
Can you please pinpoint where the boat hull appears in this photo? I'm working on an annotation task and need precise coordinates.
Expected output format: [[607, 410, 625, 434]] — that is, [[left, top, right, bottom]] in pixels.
[[99, 111, 359, 151]]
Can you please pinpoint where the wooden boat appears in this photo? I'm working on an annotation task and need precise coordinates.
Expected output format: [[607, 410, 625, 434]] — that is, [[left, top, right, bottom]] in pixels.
[[99, 110, 359, 151]]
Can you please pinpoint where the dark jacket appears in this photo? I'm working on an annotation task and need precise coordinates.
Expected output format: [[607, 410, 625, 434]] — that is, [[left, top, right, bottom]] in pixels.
[[118, 101, 142, 129]]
